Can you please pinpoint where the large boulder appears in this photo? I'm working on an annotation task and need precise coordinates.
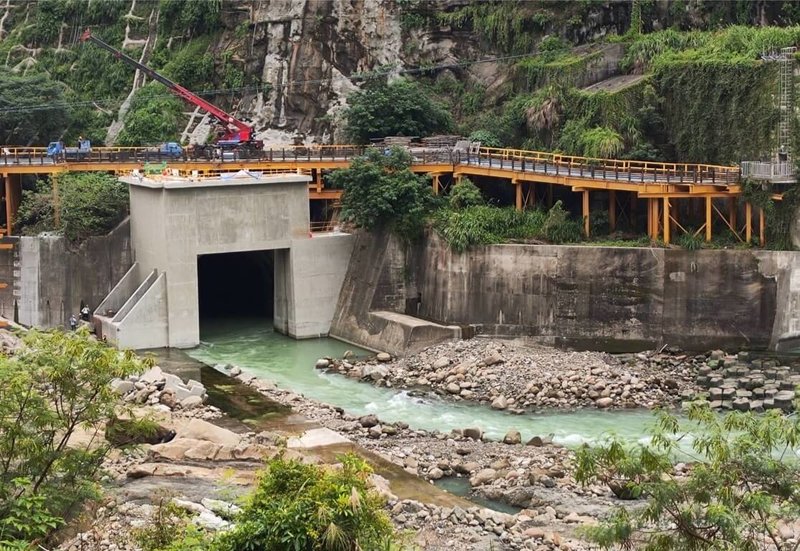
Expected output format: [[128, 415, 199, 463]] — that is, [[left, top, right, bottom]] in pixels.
[[177, 419, 240, 447], [463, 427, 483, 440], [150, 438, 209, 461], [470, 468, 497, 487], [105, 418, 176, 447], [362, 365, 388, 381], [359, 414, 380, 428], [502, 430, 522, 445], [491, 395, 509, 410], [139, 366, 166, 384]]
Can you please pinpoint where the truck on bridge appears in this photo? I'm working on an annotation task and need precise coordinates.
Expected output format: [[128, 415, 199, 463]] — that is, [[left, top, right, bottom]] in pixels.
[[46, 138, 92, 160], [142, 142, 183, 159]]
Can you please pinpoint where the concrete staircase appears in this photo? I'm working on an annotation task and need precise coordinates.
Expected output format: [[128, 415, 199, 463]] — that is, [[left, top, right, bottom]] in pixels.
[[95, 263, 169, 349]]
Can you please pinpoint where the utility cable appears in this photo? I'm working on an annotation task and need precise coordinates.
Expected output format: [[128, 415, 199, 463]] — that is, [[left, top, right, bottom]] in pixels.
[[0, 50, 541, 114]]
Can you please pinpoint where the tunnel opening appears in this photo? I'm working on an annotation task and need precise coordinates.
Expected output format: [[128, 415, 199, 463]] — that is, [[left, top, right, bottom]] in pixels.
[[197, 250, 275, 328]]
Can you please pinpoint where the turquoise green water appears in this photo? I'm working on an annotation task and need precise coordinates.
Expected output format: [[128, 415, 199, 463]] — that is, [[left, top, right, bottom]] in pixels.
[[188, 319, 664, 445]]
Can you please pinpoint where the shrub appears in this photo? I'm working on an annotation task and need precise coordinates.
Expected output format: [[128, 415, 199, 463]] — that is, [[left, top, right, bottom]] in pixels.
[[17, 172, 129, 242], [448, 178, 483, 210], [330, 147, 434, 238], [541, 201, 583, 243], [467, 130, 501, 148], [133, 497, 211, 551], [342, 79, 452, 144], [677, 230, 703, 250], [576, 401, 800, 549], [213, 453, 396, 551], [435, 205, 547, 252]]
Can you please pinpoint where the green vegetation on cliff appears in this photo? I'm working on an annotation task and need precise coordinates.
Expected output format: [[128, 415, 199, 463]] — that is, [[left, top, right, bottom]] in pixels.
[[0, 70, 69, 145], [439, 24, 799, 165], [117, 83, 184, 146], [342, 79, 452, 144]]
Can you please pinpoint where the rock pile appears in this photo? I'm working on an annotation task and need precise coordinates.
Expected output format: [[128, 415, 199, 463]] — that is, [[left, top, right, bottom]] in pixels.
[[57, 494, 243, 551], [321, 340, 702, 411], [110, 365, 218, 417], [389, 498, 594, 551], [691, 351, 800, 412]]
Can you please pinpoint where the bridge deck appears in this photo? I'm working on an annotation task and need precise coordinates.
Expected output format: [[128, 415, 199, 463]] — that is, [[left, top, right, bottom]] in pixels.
[[0, 144, 761, 246]]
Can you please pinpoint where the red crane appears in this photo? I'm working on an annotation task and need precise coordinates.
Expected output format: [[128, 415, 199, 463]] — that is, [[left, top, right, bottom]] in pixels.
[[81, 28, 262, 151]]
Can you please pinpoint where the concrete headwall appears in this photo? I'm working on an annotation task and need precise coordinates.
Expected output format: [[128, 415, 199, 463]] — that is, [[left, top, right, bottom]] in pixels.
[[17, 220, 132, 328], [128, 176, 311, 347], [333, 231, 797, 353]]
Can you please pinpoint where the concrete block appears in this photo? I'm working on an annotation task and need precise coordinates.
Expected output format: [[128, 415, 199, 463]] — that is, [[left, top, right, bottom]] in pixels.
[[110, 379, 135, 395], [139, 366, 165, 384]]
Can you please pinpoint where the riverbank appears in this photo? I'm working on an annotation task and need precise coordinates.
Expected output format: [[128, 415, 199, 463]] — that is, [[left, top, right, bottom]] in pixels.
[[52, 348, 609, 551], [228, 366, 638, 550], [322, 338, 701, 412]]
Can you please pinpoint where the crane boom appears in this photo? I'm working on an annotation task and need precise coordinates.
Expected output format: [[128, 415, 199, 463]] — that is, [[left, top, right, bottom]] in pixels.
[[80, 28, 256, 145]]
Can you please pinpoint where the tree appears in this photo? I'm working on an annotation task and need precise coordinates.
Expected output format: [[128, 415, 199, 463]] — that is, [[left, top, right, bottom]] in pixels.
[[0, 71, 70, 146], [448, 178, 484, 210], [213, 453, 396, 551], [0, 329, 150, 547], [575, 401, 800, 550], [342, 78, 453, 144], [17, 172, 129, 242], [116, 83, 183, 146], [330, 147, 434, 238]]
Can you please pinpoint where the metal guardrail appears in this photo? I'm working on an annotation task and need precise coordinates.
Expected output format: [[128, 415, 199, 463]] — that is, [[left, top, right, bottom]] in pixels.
[[466, 147, 741, 185], [740, 161, 795, 181], [0, 144, 742, 185]]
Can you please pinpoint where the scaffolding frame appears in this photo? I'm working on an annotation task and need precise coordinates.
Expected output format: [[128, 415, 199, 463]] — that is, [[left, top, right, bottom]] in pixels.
[[778, 46, 796, 162]]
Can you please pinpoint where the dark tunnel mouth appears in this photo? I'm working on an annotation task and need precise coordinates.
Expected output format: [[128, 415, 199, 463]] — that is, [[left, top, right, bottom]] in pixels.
[[197, 250, 274, 326]]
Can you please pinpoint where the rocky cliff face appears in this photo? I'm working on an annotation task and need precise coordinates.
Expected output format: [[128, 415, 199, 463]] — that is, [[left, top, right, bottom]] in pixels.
[[0, 0, 795, 145]]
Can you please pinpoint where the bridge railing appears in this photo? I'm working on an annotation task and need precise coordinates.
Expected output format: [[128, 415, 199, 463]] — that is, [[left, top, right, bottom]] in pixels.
[[465, 147, 740, 185], [0, 143, 741, 185]]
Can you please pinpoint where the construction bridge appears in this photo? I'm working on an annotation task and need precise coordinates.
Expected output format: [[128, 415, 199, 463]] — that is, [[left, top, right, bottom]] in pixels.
[[0, 143, 771, 246]]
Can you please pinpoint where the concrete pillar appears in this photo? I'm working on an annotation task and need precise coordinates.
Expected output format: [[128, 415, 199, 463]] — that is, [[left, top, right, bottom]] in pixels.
[[582, 190, 590, 237], [608, 190, 616, 232], [745, 201, 752, 243]]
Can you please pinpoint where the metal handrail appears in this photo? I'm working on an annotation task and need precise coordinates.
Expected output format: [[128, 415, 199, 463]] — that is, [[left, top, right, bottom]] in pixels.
[[0, 143, 742, 185]]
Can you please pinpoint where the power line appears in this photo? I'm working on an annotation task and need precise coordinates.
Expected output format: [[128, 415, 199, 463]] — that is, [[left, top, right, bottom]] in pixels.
[[0, 51, 538, 115]]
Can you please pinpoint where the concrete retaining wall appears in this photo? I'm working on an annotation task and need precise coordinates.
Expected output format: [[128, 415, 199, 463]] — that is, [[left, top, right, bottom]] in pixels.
[[333, 231, 798, 353], [17, 220, 132, 328], [410, 233, 790, 351]]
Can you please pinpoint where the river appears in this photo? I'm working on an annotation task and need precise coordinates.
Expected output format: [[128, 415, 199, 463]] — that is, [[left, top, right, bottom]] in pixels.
[[187, 319, 668, 445]]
